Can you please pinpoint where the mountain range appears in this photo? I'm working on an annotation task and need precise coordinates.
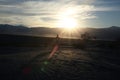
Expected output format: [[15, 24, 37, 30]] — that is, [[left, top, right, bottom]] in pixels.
[[0, 24, 120, 40]]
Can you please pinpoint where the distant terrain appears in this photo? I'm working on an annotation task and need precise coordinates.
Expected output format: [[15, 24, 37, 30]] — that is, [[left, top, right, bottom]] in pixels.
[[0, 24, 120, 40]]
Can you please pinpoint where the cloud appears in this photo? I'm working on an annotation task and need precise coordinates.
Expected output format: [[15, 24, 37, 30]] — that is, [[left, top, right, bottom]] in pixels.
[[93, 6, 120, 11], [41, 17, 58, 22], [0, 0, 120, 27]]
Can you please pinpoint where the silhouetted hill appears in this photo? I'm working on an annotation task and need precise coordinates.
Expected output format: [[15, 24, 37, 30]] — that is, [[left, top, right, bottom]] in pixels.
[[0, 24, 30, 35], [30, 27, 61, 37], [83, 26, 120, 40], [0, 24, 61, 37], [0, 24, 120, 40]]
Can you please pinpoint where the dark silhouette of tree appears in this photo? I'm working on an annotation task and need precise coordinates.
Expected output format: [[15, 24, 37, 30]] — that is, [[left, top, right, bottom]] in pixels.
[[93, 36, 97, 40], [81, 32, 97, 40], [81, 32, 91, 40]]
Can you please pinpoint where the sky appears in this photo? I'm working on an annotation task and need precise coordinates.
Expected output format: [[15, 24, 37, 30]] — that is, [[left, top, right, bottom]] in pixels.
[[0, 0, 120, 28]]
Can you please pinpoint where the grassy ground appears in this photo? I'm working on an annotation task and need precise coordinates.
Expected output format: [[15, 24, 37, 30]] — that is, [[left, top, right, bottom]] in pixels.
[[0, 34, 120, 80], [0, 46, 120, 80]]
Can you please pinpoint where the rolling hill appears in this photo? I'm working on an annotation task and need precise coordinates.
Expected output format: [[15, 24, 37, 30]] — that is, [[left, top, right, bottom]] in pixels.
[[0, 24, 120, 40]]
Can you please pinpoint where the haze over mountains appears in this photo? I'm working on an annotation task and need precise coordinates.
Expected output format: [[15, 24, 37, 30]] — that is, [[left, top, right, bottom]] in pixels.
[[0, 24, 120, 40]]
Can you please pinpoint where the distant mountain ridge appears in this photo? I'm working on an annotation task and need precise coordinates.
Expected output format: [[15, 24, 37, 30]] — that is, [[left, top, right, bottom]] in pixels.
[[0, 24, 30, 35], [0, 24, 120, 40]]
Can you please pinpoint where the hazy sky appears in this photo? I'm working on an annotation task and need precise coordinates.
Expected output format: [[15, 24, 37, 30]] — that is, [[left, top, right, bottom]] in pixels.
[[0, 0, 120, 28]]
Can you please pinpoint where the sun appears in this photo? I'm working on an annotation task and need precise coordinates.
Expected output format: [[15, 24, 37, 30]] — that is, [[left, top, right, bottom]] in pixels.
[[58, 18, 77, 30], [57, 7, 78, 32], [58, 17, 79, 38], [56, 7, 80, 38], [60, 18, 77, 29]]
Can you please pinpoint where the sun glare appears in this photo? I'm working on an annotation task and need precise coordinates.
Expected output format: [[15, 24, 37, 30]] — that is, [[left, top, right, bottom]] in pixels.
[[58, 18, 77, 30], [57, 7, 78, 32]]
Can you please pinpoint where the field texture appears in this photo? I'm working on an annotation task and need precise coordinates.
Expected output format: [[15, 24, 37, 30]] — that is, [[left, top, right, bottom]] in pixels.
[[0, 35, 120, 80], [0, 46, 120, 80]]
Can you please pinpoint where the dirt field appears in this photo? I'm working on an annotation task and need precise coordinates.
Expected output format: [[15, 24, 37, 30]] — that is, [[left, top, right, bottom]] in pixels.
[[0, 45, 120, 80]]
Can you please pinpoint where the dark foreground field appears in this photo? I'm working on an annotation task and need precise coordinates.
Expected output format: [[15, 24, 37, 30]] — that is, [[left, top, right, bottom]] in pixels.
[[0, 34, 120, 80]]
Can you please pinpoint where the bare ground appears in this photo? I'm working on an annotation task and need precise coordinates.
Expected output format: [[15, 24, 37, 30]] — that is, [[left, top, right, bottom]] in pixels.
[[0, 47, 120, 80]]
